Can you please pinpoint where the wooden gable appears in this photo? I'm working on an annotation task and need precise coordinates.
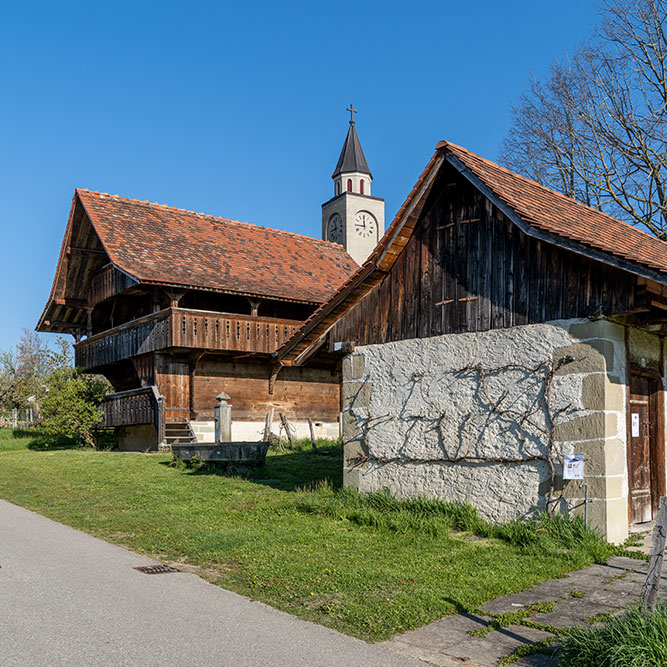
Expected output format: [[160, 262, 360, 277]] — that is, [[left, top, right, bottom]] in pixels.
[[37, 194, 137, 335], [327, 162, 640, 349]]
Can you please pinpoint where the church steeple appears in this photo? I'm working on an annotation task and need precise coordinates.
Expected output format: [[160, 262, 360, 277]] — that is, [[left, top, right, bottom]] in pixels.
[[332, 106, 372, 179], [322, 106, 385, 266]]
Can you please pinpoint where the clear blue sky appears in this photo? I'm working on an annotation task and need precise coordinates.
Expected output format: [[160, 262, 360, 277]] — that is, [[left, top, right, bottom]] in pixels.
[[0, 0, 598, 350]]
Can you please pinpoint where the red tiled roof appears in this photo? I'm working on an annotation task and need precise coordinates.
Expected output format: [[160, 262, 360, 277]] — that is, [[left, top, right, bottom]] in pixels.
[[442, 141, 667, 274], [76, 189, 357, 303]]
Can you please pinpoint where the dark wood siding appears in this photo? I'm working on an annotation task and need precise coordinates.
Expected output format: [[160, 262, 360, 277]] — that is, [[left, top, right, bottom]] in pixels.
[[329, 172, 638, 348], [191, 361, 340, 422]]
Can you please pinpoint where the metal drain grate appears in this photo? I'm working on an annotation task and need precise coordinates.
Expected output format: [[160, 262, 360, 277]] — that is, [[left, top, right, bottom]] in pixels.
[[134, 564, 178, 575]]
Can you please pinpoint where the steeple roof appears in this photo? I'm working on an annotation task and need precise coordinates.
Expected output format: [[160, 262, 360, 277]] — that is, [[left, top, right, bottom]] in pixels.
[[332, 121, 372, 179]]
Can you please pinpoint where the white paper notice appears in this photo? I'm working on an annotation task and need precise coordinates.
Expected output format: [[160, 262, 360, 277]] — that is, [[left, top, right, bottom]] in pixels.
[[632, 413, 640, 438], [564, 454, 585, 480]]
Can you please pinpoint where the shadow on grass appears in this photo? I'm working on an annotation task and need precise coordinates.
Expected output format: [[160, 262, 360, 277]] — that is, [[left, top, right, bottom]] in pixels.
[[11, 428, 40, 439], [161, 444, 344, 492], [27, 434, 80, 451]]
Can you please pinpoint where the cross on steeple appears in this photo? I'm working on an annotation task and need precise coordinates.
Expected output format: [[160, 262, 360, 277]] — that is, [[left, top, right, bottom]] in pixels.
[[347, 104, 357, 125]]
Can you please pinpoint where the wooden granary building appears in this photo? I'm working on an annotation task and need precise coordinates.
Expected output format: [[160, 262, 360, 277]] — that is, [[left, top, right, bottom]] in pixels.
[[277, 140, 667, 543], [37, 189, 357, 448], [37, 115, 384, 449]]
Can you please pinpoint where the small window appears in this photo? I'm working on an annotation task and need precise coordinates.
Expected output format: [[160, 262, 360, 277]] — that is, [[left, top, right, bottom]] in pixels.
[[347, 179, 352, 192], [360, 179, 365, 195], [336, 181, 341, 195]]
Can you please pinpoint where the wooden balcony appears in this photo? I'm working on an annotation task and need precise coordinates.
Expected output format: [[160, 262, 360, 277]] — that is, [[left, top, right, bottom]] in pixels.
[[75, 307, 302, 369]]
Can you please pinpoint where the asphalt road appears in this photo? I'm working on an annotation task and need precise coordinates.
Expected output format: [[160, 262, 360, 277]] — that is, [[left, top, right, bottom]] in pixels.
[[0, 499, 420, 666]]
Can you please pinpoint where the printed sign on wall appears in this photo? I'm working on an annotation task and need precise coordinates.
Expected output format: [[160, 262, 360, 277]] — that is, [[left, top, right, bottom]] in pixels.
[[632, 413, 640, 438], [564, 454, 585, 480]]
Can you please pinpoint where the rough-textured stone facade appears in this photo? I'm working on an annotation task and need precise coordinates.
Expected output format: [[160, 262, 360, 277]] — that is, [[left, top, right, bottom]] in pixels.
[[342, 317, 665, 543]]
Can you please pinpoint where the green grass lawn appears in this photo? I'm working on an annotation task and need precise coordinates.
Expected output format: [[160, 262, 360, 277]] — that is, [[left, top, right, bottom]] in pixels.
[[0, 427, 616, 641]]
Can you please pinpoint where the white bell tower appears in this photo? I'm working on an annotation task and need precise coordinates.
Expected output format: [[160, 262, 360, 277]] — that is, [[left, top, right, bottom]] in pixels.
[[322, 105, 385, 266]]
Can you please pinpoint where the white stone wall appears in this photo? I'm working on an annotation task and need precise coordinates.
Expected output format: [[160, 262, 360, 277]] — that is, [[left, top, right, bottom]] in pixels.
[[190, 419, 340, 443], [342, 318, 635, 541]]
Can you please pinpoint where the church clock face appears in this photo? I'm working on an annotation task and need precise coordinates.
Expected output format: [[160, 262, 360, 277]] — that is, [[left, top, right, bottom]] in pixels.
[[354, 211, 377, 239], [328, 213, 343, 243]]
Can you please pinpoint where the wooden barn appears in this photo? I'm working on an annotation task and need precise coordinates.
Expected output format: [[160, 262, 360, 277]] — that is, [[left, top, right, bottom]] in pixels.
[[277, 140, 667, 543], [37, 189, 357, 449]]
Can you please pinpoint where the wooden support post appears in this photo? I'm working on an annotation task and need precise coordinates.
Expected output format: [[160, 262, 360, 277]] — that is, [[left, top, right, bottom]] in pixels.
[[279, 413, 295, 450], [307, 417, 318, 450], [268, 363, 282, 395], [642, 496, 667, 612], [165, 289, 185, 309], [263, 407, 275, 442], [248, 299, 261, 317], [86, 309, 93, 338]]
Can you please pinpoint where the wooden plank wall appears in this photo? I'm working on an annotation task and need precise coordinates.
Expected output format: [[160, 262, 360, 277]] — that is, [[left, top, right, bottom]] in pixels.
[[330, 172, 638, 347], [90, 265, 137, 307], [192, 359, 340, 422]]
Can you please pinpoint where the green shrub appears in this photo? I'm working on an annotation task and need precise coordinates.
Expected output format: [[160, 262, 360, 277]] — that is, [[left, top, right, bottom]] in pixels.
[[41, 368, 110, 447], [559, 603, 667, 666]]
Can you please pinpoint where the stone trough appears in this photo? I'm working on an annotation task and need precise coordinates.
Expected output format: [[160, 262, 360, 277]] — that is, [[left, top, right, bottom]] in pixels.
[[171, 442, 270, 466]]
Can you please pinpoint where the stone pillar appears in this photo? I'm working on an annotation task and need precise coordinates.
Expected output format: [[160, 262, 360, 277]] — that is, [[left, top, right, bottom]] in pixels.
[[558, 319, 628, 544], [214, 392, 232, 443]]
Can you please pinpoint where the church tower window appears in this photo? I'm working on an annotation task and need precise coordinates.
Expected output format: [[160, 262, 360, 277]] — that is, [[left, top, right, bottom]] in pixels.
[[347, 179, 352, 192], [336, 182, 341, 195], [360, 179, 365, 195]]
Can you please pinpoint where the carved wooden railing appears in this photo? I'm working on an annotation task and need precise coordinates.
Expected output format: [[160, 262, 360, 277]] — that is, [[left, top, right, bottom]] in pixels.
[[76, 309, 171, 369], [100, 386, 165, 443], [170, 309, 300, 353], [75, 308, 302, 370]]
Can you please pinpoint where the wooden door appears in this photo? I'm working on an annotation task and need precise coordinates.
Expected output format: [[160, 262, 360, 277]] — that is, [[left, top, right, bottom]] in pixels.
[[627, 373, 663, 524], [154, 355, 190, 423]]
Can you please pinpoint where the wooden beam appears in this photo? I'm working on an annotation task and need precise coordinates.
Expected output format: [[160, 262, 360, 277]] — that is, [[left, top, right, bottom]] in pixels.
[[43, 320, 80, 330], [54, 298, 89, 309], [66, 246, 106, 255], [268, 363, 282, 395]]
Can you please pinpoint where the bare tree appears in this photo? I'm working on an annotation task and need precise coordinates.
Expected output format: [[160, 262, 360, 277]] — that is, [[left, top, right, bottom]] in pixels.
[[501, 0, 667, 236]]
